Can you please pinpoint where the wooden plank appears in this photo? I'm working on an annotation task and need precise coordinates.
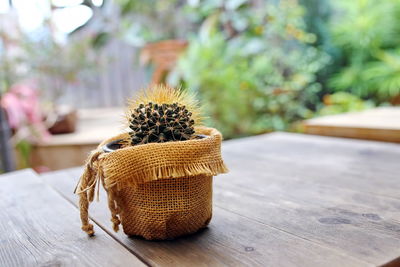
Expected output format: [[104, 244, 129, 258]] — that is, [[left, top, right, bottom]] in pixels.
[[305, 107, 400, 129], [305, 125, 400, 143], [41, 169, 369, 267], [303, 107, 400, 143], [0, 169, 145, 267]]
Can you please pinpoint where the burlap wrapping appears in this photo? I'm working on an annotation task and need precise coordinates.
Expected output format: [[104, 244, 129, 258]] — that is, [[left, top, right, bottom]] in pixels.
[[75, 126, 228, 240]]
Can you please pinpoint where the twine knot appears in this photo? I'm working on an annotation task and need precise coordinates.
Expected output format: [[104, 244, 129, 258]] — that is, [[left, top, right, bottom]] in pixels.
[[82, 223, 94, 236], [111, 217, 121, 232]]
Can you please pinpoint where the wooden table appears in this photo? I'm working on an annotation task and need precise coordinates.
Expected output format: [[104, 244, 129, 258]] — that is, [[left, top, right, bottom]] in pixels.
[[304, 107, 400, 143], [2, 133, 400, 266]]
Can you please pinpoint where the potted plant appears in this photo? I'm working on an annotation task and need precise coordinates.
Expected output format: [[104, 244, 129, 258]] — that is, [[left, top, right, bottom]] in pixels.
[[140, 39, 188, 84], [75, 85, 228, 240]]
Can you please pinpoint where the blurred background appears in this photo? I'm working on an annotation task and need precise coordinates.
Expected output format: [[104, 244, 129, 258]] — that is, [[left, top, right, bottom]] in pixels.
[[1, 0, 399, 172]]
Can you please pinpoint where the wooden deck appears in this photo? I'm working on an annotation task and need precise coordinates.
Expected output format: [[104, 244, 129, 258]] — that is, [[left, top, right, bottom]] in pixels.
[[304, 107, 400, 143], [2, 133, 400, 266]]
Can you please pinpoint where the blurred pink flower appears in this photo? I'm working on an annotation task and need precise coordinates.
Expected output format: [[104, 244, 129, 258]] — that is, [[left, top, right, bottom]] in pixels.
[[1, 83, 50, 143], [1, 91, 24, 129]]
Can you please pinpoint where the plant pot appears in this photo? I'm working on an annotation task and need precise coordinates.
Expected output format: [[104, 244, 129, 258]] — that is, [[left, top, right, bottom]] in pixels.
[[100, 134, 211, 240], [115, 174, 213, 240], [48, 107, 77, 134], [76, 127, 227, 240], [140, 39, 188, 84]]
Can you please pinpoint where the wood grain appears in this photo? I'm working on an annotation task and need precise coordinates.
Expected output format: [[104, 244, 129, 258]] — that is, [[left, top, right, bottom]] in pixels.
[[216, 132, 400, 265], [0, 169, 145, 267], [222, 132, 400, 199], [42, 169, 369, 267]]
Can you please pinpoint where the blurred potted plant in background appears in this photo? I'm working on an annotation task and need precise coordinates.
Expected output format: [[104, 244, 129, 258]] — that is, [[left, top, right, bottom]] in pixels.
[[169, 0, 329, 138], [109, 0, 197, 84]]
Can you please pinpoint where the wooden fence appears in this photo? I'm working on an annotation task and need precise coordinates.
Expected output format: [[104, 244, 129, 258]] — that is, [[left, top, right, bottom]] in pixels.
[[52, 40, 149, 108], [40, 0, 150, 108]]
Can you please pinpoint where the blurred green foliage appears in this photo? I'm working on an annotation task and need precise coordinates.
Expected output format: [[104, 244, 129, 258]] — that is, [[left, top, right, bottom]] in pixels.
[[114, 0, 194, 46], [112, 0, 400, 138], [299, 0, 341, 95], [329, 0, 400, 102], [170, 0, 328, 138], [3, 0, 398, 141]]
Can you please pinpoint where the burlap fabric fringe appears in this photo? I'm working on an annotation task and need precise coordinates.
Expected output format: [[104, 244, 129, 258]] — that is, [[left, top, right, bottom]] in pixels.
[[75, 127, 228, 239]]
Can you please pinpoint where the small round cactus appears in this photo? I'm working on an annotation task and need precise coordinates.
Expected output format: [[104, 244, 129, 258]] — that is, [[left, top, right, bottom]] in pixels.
[[129, 102, 195, 145], [126, 85, 201, 146]]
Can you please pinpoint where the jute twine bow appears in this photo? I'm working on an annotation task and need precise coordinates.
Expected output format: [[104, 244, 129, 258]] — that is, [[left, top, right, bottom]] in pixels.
[[74, 149, 121, 236]]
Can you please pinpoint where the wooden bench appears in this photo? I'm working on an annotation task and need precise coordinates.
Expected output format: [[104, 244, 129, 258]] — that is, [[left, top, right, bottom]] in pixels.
[[30, 108, 124, 171], [304, 107, 400, 143], [2, 133, 400, 266]]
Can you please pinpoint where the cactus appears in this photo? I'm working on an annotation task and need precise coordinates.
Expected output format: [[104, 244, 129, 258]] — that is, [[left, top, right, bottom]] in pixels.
[[126, 85, 201, 146]]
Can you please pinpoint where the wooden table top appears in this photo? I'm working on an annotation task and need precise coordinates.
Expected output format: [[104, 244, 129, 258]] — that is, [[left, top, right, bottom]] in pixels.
[[304, 107, 400, 143], [2, 132, 400, 266]]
